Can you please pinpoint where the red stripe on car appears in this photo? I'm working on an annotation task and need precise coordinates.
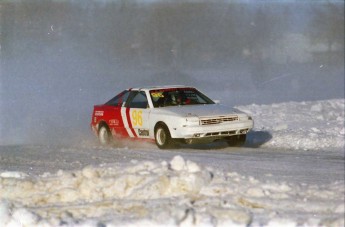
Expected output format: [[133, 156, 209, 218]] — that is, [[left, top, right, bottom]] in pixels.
[[126, 108, 137, 137]]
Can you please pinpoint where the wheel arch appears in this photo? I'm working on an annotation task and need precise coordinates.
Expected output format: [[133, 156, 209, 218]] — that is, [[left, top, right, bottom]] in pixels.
[[154, 121, 177, 149], [97, 120, 110, 133], [154, 120, 177, 136], [154, 121, 168, 132]]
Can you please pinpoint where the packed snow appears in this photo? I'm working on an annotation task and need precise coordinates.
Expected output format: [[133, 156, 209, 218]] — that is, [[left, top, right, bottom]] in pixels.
[[0, 99, 344, 226], [238, 99, 345, 150]]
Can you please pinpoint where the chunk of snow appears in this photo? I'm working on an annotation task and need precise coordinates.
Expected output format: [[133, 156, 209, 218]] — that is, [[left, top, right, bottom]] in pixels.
[[0, 171, 28, 179], [170, 155, 186, 171]]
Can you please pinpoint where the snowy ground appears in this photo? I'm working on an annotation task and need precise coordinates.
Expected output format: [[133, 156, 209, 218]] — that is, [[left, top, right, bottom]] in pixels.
[[0, 99, 344, 226]]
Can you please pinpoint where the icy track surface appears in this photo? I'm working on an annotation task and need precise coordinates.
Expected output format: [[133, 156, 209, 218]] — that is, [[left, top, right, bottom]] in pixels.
[[0, 99, 344, 227]]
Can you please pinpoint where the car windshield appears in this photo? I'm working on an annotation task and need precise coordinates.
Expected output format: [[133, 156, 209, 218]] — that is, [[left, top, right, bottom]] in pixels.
[[150, 88, 215, 108]]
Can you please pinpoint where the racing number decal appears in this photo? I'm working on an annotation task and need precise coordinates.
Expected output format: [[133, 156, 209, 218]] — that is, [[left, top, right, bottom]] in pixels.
[[122, 108, 148, 138], [131, 110, 143, 126]]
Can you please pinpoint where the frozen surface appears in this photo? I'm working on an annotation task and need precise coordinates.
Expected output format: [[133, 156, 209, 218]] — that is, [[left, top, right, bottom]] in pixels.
[[0, 99, 344, 226]]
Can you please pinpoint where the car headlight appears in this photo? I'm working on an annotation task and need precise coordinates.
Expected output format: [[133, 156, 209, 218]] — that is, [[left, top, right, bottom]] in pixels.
[[240, 115, 252, 121]]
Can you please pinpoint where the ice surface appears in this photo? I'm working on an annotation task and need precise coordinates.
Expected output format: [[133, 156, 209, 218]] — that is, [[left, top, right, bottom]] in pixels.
[[0, 99, 344, 227]]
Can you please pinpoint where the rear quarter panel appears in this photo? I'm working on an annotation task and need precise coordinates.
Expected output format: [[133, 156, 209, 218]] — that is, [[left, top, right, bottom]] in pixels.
[[91, 105, 128, 138]]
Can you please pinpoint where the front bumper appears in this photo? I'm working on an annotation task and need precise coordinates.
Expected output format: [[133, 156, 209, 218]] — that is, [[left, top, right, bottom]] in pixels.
[[170, 119, 254, 139]]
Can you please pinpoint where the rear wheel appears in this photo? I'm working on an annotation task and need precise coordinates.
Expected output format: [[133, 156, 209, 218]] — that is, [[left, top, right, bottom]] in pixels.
[[155, 124, 175, 149], [227, 134, 246, 147], [98, 125, 112, 145]]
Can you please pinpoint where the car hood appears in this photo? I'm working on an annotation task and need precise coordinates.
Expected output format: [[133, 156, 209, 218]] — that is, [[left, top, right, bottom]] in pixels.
[[155, 104, 247, 117]]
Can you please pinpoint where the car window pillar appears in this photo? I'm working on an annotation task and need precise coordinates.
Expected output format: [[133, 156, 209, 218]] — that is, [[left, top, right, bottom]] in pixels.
[[145, 90, 154, 108]]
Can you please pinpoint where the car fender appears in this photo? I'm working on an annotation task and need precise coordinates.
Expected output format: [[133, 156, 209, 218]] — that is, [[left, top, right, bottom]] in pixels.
[[150, 115, 186, 139]]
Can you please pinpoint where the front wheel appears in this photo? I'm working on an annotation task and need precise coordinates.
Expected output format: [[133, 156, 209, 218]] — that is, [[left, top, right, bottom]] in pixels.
[[227, 134, 246, 147], [98, 125, 112, 145], [154, 124, 175, 149]]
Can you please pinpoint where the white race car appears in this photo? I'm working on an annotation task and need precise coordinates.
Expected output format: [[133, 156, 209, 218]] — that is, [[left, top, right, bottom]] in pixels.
[[91, 85, 254, 149]]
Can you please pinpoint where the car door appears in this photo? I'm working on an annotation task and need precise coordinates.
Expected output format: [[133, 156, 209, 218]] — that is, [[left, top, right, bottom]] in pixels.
[[122, 91, 151, 138], [103, 90, 130, 138]]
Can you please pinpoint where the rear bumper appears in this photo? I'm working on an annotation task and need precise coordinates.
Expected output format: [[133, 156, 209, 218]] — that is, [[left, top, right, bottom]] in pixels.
[[170, 120, 254, 139]]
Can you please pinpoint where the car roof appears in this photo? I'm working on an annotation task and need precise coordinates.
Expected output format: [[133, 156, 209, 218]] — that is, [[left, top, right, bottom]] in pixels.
[[130, 85, 193, 91]]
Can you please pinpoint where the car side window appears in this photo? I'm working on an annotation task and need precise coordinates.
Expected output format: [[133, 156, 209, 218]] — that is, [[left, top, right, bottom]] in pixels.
[[105, 90, 129, 106], [126, 91, 148, 109]]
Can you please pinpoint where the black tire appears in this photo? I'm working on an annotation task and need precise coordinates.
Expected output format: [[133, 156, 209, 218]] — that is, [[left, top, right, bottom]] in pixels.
[[227, 134, 246, 147], [154, 124, 175, 149], [98, 125, 112, 145]]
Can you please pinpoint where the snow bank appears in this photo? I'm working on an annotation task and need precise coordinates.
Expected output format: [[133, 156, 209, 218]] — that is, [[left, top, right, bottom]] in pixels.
[[237, 99, 345, 150], [0, 156, 344, 226]]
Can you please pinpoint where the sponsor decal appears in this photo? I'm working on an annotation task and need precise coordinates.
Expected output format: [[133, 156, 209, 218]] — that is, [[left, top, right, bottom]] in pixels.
[[151, 92, 164, 102], [138, 129, 149, 136], [151, 92, 164, 98], [109, 119, 119, 126], [95, 111, 104, 116]]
